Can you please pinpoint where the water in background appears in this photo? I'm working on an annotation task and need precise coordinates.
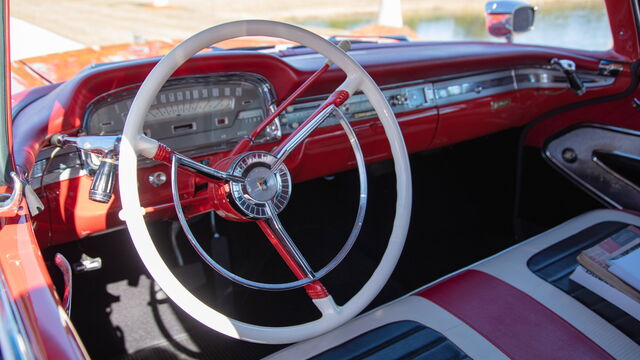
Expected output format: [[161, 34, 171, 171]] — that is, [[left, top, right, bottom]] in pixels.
[[302, 3, 613, 51]]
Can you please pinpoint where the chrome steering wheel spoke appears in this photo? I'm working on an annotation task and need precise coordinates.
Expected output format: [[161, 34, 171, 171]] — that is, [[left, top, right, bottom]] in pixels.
[[270, 87, 350, 172], [142, 137, 246, 184], [261, 202, 316, 280], [271, 104, 338, 172], [173, 152, 245, 183]]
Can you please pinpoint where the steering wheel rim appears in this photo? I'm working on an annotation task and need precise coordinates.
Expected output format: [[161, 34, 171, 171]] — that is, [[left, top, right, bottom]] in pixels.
[[119, 20, 412, 344]]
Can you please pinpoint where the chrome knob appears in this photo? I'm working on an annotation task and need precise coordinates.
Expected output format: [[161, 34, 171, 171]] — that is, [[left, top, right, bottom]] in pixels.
[[148, 172, 167, 187]]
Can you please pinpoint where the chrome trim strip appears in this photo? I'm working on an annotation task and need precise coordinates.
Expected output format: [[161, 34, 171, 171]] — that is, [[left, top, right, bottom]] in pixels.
[[283, 67, 616, 130], [281, 82, 435, 133], [544, 124, 640, 210]]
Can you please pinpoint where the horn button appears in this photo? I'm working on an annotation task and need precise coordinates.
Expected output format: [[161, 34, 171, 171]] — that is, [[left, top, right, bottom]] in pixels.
[[245, 167, 278, 201], [228, 151, 291, 219]]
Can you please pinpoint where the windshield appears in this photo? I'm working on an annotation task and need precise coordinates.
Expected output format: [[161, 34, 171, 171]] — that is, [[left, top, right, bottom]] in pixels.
[[10, 0, 612, 78]]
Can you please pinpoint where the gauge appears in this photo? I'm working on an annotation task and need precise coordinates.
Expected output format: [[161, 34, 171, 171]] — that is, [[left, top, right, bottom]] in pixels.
[[83, 74, 281, 165], [146, 97, 235, 122]]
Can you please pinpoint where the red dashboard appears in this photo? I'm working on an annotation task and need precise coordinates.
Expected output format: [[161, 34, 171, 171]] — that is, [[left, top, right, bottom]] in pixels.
[[11, 42, 634, 248]]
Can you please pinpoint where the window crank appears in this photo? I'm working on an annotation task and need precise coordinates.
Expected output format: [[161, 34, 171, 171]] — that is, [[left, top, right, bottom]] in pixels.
[[550, 58, 586, 96]]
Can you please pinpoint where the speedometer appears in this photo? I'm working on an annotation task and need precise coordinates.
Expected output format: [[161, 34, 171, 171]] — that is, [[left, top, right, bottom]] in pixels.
[[146, 96, 236, 122], [84, 74, 281, 162]]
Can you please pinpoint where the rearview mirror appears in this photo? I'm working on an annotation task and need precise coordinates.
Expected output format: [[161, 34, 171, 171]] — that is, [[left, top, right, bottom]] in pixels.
[[485, 1, 536, 42]]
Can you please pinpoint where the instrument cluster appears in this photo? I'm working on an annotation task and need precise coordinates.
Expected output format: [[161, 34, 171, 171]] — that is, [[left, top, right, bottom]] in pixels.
[[84, 73, 281, 163]]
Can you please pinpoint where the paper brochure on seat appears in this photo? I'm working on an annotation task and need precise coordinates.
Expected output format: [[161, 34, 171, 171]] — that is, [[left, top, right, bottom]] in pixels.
[[570, 266, 640, 320], [577, 225, 640, 301], [609, 247, 640, 291]]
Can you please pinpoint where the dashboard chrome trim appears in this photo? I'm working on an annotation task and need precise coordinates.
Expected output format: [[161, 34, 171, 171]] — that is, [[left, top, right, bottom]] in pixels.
[[283, 67, 615, 130]]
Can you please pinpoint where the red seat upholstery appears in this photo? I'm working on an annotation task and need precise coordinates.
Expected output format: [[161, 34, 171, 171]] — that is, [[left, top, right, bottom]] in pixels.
[[418, 270, 612, 360]]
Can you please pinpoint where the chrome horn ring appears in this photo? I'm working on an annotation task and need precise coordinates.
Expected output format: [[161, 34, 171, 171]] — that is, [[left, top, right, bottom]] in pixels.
[[170, 108, 367, 291]]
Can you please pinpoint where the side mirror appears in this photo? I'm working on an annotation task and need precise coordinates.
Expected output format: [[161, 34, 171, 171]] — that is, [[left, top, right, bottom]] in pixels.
[[485, 1, 536, 43]]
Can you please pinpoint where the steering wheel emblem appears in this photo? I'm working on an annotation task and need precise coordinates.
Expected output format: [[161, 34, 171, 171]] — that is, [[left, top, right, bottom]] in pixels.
[[229, 151, 291, 218]]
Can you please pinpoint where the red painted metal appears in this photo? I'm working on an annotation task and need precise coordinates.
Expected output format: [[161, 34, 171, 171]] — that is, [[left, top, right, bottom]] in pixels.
[[0, 202, 87, 359], [35, 162, 195, 247], [525, 79, 640, 148], [208, 182, 247, 222], [11, 61, 50, 93], [152, 142, 172, 163], [256, 220, 329, 299], [416, 270, 614, 360], [606, 0, 640, 62], [207, 163, 251, 223]]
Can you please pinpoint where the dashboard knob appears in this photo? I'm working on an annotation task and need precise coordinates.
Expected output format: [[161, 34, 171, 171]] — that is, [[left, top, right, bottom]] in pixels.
[[148, 172, 167, 187], [89, 158, 117, 203]]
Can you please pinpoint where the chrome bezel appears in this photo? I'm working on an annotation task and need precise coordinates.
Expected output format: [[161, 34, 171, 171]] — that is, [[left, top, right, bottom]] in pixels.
[[228, 151, 292, 219], [82, 73, 281, 170]]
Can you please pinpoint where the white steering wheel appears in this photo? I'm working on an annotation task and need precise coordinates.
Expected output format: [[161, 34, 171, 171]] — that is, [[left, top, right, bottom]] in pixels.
[[119, 20, 412, 344]]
